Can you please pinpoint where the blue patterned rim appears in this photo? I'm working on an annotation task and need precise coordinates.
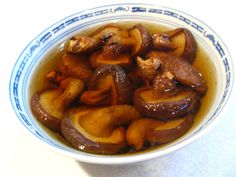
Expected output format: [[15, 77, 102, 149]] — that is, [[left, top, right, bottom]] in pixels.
[[9, 3, 234, 163]]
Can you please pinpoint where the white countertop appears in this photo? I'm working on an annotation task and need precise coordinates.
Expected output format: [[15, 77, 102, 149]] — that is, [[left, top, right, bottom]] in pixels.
[[1, 0, 236, 177]]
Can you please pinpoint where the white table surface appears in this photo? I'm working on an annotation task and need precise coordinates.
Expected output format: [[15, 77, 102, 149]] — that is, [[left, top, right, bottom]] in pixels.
[[1, 0, 236, 177]]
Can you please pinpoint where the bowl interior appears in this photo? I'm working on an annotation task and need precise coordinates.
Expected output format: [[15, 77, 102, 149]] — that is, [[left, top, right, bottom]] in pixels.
[[9, 3, 233, 164]]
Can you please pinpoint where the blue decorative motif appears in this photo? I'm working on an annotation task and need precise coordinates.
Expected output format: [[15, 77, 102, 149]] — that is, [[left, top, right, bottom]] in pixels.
[[94, 9, 109, 16], [52, 23, 65, 34], [191, 22, 204, 33], [39, 32, 52, 43], [110, 6, 129, 13], [132, 7, 146, 12], [178, 15, 191, 25], [29, 41, 40, 56], [80, 13, 94, 20], [148, 8, 162, 14], [164, 10, 178, 18], [65, 17, 80, 26]]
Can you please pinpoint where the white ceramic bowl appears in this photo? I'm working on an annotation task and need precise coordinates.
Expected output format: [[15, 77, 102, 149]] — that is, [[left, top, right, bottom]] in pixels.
[[9, 3, 234, 164]]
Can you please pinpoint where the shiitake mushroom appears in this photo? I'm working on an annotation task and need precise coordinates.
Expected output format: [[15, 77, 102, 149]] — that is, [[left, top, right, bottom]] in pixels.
[[152, 28, 197, 63], [58, 53, 92, 82], [67, 23, 129, 53], [31, 77, 84, 132], [126, 115, 193, 150], [103, 24, 152, 57], [89, 50, 132, 69], [133, 87, 199, 119], [81, 64, 133, 106], [145, 52, 207, 95], [61, 105, 140, 154]]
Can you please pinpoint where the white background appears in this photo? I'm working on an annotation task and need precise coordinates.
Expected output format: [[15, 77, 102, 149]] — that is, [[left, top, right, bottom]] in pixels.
[[1, 0, 236, 177]]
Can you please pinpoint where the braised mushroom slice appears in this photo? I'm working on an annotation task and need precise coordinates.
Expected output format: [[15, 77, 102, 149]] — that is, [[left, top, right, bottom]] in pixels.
[[31, 77, 84, 132], [89, 50, 132, 69], [81, 64, 133, 106], [59, 53, 92, 82], [152, 28, 197, 63], [126, 118, 164, 150], [133, 87, 199, 119], [103, 24, 152, 57], [146, 115, 193, 144], [145, 52, 207, 95], [126, 115, 193, 151], [61, 105, 140, 154], [67, 23, 129, 53]]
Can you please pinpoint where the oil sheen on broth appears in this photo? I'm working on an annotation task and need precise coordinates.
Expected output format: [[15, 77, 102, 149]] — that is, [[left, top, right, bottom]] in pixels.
[[29, 21, 217, 151]]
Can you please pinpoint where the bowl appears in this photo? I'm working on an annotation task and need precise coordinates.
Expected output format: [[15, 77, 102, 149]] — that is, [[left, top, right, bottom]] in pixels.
[[9, 3, 234, 164]]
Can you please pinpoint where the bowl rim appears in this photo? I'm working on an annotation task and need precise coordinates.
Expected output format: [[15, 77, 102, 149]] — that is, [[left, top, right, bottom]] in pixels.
[[9, 3, 234, 164]]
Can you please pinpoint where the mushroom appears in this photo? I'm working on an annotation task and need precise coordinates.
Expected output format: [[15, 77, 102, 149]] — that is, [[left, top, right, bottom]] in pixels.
[[89, 50, 132, 70], [145, 52, 207, 95], [81, 64, 133, 106], [136, 56, 161, 86], [31, 77, 84, 132], [103, 24, 152, 57], [152, 28, 197, 63], [61, 105, 140, 154], [58, 53, 92, 82], [67, 23, 129, 53], [133, 87, 199, 119], [126, 115, 193, 150], [126, 118, 164, 150], [146, 114, 193, 144]]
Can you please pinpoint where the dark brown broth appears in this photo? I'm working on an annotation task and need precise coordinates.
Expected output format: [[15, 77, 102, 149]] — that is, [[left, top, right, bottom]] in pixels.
[[29, 22, 217, 152]]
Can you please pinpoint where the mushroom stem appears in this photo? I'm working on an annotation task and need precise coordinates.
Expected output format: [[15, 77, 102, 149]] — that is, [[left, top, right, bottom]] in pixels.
[[53, 78, 84, 111]]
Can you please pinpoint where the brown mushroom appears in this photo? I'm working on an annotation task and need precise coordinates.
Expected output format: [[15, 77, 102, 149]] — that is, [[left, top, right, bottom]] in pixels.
[[152, 28, 197, 63], [61, 105, 140, 154], [136, 56, 161, 84], [58, 53, 92, 82], [89, 50, 132, 69], [103, 24, 152, 56], [145, 52, 207, 95], [126, 118, 164, 150], [81, 64, 133, 106], [67, 23, 129, 53], [126, 115, 193, 150], [133, 87, 199, 120], [31, 77, 84, 132], [146, 114, 193, 144]]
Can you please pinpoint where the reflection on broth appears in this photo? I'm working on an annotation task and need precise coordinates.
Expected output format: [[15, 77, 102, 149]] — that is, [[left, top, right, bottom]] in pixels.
[[29, 22, 216, 155]]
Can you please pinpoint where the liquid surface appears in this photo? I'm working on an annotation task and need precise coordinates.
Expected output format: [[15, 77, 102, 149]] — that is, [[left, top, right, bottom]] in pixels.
[[29, 21, 217, 153]]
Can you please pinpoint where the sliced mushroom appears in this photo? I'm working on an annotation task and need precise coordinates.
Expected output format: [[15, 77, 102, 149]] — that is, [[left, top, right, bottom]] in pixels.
[[152, 28, 197, 63], [126, 118, 164, 150], [67, 23, 129, 54], [126, 115, 193, 151], [145, 52, 207, 95], [133, 87, 199, 119], [103, 24, 152, 56], [146, 114, 193, 144], [31, 77, 84, 132], [58, 53, 92, 82], [81, 64, 133, 106], [89, 50, 132, 69], [61, 105, 140, 154]]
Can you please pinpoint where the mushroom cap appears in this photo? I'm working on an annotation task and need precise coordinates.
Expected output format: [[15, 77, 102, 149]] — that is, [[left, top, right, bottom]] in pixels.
[[89, 64, 133, 105], [133, 87, 199, 119], [129, 24, 152, 56], [31, 89, 63, 132]]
